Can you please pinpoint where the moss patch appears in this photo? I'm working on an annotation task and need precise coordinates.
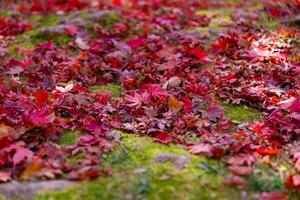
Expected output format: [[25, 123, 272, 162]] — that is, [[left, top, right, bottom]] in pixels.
[[197, 8, 232, 28], [247, 163, 284, 192], [59, 129, 83, 146], [32, 31, 72, 46], [30, 135, 294, 200], [0, 11, 14, 17], [9, 28, 72, 58], [196, 8, 232, 41], [99, 12, 122, 27], [258, 13, 280, 30], [13, 30, 70, 52], [29, 14, 61, 27], [222, 103, 263, 123], [8, 14, 71, 56], [9, 40, 35, 53], [35, 133, 240, 200], [89, 84, 122, 97]]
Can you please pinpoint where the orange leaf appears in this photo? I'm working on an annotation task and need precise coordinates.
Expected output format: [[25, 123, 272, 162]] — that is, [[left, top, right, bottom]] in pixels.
[[168, 96, 181, 111], [21, 159, 44, 180], [256, 146, 279, 155]]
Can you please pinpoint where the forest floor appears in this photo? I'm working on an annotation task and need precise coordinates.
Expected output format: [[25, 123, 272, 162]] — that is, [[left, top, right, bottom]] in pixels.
[[0, 0, 299, 200]]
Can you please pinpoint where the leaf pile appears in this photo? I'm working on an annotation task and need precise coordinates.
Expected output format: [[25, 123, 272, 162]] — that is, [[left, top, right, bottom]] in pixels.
[[0, 0, 299, 197]]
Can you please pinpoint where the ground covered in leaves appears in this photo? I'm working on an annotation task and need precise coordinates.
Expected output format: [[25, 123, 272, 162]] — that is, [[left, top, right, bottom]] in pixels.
[[0, 0, 299, 199]]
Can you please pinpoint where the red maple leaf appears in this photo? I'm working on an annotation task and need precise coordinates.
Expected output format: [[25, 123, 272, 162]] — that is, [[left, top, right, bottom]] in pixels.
[[228, 165, 254, 176], [28, 107, 55, 126], [142, 84, 169, 100], [0, 171, 11, 183], [256, 146, 279, 155], [285, 175, 300, 191], [127, 37, 146, 49], [184, 45, 208, 62], [260, 191, 286, 200], [33, 88, 48, 107], [154, 132, 176, 144], [290, 99, 300, 113], [125, 92, 149, 108]]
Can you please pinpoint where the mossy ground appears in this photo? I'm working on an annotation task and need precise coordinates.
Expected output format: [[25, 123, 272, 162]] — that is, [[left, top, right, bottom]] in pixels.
[[8, 10, 123, 59], [33, 82, 290, 200], [222, 103, 263, 123], [8, 14, 71, 58], [38, 131, 293, 200], [38, 133, 236, 200], [196, 8, 232, 42], [0, 2, 295, 200], [59, 129, 83, 147], [89, 84, 122, 98]]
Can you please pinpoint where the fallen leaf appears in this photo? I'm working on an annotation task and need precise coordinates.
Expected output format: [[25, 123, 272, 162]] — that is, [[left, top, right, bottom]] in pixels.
[[21, 159, 44, 180], [154, 132, 176, 144], [256, 146, 279, 155], [168, 96, 181, 111], [223, 176, 249, 188], [228, 165, 254, 176], [260, 191, 286, 200], [285, 175, 300, 191], [75, 37, 89, 50], [0, 171, 11, 182], [33, 88, 48, 106], [187, 143, 212, 157], [13, 147, 34, 165]]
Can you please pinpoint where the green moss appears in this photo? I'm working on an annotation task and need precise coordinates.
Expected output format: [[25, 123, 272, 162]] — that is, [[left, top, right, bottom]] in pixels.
[[287, 192, 300, 200], [8, 14, 70, 54], [1, 75, 28, 85], [59, 129, 83, 146], [8, 41, 34, 59], [0, 11, 14, 17], [14, 28, 72, 47], [86, 12, 123, 37], [77, 12, 89, 20], [36, 133, 244, 200], [89, 84, 122, 97], [197, 8, 232, 26], [196, 8, 232, 40], [0, 194, 7, 200], [258, 13, 279, 30], [247, 164, 284, 192], [30, 31, 72, 46], [197, 8, 231, 17], [222, 103, 262, 123], [8, 29, 39, 58], [49, 33, 72, 46], [67, 153, 86, 166], [99, 12, 121, 27], [29, 14, 61, 27]]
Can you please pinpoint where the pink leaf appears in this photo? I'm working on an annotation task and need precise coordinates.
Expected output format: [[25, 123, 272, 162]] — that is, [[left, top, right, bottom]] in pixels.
[[228, 165, 254, 176], [64, 24, 78, 36], [187, 143, 212, 157], [154, 132, 176, 144], [29, 107, 55, 126], [13, 147, 34, 165], [0, 171, 11, 182], [127, 37, 146, 49], [260, 191, 286, 200], [290, 99, 300, 113]]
